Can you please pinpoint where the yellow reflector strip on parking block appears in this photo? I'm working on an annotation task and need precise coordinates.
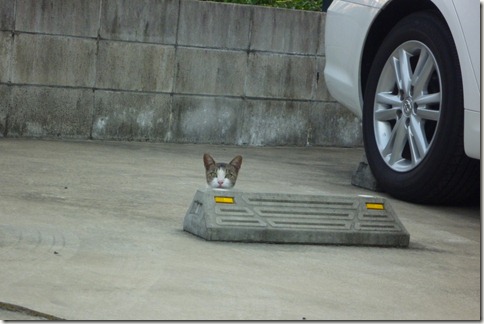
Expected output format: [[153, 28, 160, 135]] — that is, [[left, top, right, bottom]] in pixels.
[[366, 203, 384, 210], [214, 196, 235, 204]]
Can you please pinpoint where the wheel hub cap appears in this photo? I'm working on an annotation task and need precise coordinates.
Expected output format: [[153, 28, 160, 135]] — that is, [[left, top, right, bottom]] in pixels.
[[372, 41, 442, 172], [402, 98, 413, 116]]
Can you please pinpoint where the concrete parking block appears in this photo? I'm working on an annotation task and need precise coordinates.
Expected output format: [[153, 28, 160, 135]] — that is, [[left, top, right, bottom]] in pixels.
[[184, 189, 410, 247]]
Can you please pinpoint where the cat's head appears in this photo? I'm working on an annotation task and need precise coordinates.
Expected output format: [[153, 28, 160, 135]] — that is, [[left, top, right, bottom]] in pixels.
[[203, 153, 242, 189]]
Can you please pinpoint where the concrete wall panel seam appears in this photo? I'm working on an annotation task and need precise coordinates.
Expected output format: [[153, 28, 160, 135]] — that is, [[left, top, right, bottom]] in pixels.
[[0, 0, 362, 147]]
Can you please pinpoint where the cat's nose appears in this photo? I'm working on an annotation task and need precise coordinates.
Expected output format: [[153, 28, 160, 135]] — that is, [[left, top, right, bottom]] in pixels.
[[218, 180, 224, 185]]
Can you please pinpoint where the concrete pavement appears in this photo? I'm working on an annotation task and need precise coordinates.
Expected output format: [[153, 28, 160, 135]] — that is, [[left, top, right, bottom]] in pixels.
[[0, 139, 480, 320]]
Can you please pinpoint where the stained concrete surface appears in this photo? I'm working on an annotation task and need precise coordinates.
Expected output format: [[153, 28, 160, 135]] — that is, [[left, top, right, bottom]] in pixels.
[[0, 139, 480, 320], [2, 0, 362, 147]]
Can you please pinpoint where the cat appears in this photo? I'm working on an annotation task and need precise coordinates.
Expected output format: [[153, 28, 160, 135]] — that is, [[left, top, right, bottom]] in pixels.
[[203, 153, 242, 189]]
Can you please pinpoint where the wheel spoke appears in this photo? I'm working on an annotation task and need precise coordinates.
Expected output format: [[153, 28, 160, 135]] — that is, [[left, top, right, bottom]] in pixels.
[[408, 116, 428, 163], [376, 92, 402, 106], [416, 106, 440, 121], [398, 49, 413, 95], [381, 117, 407, 165], [381, 122, 398, 157], [389, 118, 408, 165], [407, 136, 419, 167], [391, 57, 404, 94], [415, 92, 440, 106], [375, 107, 400, 121], [412, 48, 435, 96]]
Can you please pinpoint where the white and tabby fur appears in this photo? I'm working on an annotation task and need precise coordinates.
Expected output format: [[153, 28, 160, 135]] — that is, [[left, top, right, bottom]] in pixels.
[[203, 153, 242, 189]]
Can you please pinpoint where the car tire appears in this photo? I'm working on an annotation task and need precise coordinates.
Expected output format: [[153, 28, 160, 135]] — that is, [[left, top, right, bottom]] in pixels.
[[362, 10, 479, 204]]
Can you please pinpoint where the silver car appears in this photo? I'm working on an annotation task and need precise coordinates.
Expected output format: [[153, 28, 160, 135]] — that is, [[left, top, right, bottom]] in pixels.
[[324, 0, 480, 204]]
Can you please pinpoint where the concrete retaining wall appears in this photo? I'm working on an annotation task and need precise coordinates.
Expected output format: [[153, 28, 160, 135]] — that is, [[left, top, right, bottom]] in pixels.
[[0, 0, 362, 146]]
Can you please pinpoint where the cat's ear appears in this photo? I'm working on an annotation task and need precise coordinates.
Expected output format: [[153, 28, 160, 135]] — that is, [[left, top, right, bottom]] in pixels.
[[229, 155, 242, 171], [203, 153, 216, 170]]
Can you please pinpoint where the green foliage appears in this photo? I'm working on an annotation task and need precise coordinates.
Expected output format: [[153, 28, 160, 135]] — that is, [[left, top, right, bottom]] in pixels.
[[201, 0, 323, 11]]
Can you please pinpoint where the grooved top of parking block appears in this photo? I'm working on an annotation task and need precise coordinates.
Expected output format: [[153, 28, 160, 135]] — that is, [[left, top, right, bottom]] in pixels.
[[183, 189, 410, 247]]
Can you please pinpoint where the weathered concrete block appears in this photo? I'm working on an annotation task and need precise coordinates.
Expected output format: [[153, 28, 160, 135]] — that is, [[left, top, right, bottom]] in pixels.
[[92, 90, 172, 141], [99, 0, 178, 44], [0, 0, 14, 31], [169, 95, 244, 144], [184, 189, 410, 247], [0, 85, 10, 136], [8, 86, 93, 137], [314, 57, 331, 101], [317, 14, 326, 55], [308, 102, 362, 147], [1, 0, 362, 146], [351, 154, 383, 192], [0, 31, 12, 83], [239, 100, 310, 146], [15, 0, 100, 37], [11, 34, 96, 87], [178, 0, 251, 49], [175, 47, 247, 96], [246, 53, 320, 100], [250, 6, 323, 55], [96, 41, 175, 92]]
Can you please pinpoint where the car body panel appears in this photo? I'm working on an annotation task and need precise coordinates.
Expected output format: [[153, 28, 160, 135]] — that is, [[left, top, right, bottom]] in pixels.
[[452, 1, 480, 100], [324, 0, 480, 159], [336, 0, 386, 8], [324, 0, 379, 118], [464, 110, 481, 159]]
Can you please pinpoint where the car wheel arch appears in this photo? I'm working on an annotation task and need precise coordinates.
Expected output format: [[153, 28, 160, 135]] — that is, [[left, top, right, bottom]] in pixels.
[[360, 0, 446, 107]]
